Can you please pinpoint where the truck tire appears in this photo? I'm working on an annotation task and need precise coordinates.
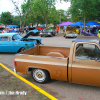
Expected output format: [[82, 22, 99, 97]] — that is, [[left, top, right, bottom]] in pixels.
[[31, 69, 50, 83]]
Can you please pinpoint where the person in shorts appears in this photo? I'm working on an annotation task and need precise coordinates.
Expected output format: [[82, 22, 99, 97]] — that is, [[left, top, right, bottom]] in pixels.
[[56, 26, 59, 36]]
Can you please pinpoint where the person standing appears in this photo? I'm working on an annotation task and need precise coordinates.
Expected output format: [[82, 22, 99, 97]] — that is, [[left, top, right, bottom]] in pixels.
[[10, 27, 16, 33], [26, 26, 28, 34], [19, 27, 23, 34], [2, 28, 7, 33], [56, 26, 59, 36]]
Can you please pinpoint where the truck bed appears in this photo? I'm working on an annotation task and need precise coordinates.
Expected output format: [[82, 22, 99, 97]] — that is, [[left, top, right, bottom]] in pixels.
[[15, 45, 70, 81], [19, 45, 70, 58]]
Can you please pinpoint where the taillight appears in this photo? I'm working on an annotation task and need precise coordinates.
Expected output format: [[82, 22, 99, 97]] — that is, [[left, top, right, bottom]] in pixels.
[[14, 61, 17, 67]]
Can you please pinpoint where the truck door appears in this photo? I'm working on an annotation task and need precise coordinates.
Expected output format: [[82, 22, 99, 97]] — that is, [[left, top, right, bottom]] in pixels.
[[71, 42, 100, 86]]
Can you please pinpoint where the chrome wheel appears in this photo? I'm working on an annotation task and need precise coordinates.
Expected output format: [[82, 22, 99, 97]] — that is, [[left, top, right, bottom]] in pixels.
[[31, 69, 50, 83]]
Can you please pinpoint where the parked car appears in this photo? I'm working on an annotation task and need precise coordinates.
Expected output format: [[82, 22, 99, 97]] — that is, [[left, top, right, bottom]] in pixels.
[[63, 26, 78, 38], [26, 29, 40, 36], [40, 29, 56, 37], [83, 27, 100, 36], [0, 32, 42, 53]]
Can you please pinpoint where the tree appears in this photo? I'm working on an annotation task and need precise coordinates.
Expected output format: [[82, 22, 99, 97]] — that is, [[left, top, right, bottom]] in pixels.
[[12, 16, 20, 25], [47, 9, 68, 25], [69, 0, 96, 30], [11, 0, 22, 28], [93, 0, 100, 21], [1, 12, 13, 25], [32, 0, 55, 28], [21, 0, 33, 27]]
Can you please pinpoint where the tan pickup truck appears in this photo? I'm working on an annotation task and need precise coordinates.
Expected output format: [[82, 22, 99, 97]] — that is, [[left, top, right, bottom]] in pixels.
[[14, 36, 100, 86]]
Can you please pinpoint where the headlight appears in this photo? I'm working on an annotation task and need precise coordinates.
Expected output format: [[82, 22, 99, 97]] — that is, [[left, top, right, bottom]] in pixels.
[[48, 33, 51, 34], [34, 43, 37, 46], [40, 33, 42, 34]]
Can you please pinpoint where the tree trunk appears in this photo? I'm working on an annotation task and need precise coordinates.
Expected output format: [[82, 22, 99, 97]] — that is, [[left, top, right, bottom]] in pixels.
[[19, 15, 22, 29], [37, 22, 38, 27], [45, 16, 48, 29], [84, 13, 86, 31]]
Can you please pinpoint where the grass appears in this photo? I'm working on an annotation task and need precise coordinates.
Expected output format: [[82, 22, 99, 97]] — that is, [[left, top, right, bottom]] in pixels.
[[0, 65, 50, 100], [0, 66, 4, 72]]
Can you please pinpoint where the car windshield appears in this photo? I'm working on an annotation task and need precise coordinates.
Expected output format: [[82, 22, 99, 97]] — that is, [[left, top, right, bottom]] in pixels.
[[12, 34, 22, 40]]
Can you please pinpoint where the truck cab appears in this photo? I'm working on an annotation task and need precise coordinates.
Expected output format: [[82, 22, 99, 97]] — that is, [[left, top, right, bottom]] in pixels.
[[69, 36, 100, 86]]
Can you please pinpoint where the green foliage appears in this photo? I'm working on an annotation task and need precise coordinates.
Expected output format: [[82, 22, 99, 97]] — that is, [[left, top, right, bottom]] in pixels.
[[1, 12, 13, 25], [47, 9, 68, 25], [69, 0, 98, 22], [32, 0, 56, 28], [12, 16, 20, 25]]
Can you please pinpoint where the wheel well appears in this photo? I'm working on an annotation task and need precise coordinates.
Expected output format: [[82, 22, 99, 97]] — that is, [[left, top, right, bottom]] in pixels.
[[17, 48, 22, 53], [28, 68, 50, 78], [17, 47, 25, 53]]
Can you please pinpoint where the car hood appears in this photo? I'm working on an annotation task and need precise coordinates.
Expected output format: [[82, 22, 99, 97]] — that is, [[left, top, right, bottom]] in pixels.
[[21, 29, 42, 43], [23, 29, 38, 38]]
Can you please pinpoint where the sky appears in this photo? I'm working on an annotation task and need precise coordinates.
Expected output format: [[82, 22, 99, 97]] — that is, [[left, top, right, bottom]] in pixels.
[[0, 0, 71, 15]]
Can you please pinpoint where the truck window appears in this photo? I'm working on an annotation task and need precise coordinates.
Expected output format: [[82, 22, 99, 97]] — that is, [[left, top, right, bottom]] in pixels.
[[75, 43, 100, 60]]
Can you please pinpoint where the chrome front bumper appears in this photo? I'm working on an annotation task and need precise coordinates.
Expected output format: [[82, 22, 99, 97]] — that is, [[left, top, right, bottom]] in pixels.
[[40, 32, 51, 36], [14, 68, 17, 73], [65, 34, 78, 37]]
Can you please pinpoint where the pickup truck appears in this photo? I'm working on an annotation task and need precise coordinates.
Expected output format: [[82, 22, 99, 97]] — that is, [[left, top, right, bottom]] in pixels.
[[14, 36, 100, 86]]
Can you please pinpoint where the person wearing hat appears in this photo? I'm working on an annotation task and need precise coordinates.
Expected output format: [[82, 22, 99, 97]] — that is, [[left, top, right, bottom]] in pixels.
[[97, 30, 100, 37]]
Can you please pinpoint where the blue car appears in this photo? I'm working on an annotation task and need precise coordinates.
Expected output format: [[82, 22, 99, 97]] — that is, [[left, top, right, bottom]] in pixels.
[[0, 32, 42, 53], [27, 28, 40, 36]]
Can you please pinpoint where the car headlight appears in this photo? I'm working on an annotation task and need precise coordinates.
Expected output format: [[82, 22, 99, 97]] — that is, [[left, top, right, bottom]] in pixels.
[[48, 33, 51, 34], [34, 43, 37, 46], [40, 32, 42, 34]]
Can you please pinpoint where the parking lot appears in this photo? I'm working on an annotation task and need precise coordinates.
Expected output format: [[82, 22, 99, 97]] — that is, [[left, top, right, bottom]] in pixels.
[[0, 35, 100, 100]]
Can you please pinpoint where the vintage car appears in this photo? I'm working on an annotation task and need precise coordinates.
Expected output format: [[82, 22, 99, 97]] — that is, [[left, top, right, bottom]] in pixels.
[[26, 28, 40, 36], [63, 26, 78, 38], [83, 27, 100, 36], [40, 29, 56, 37], [0, 32, 42, 53]]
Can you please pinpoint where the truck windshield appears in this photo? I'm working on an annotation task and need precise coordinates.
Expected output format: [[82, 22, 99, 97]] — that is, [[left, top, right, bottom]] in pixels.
[[12, 34, 22, 40]]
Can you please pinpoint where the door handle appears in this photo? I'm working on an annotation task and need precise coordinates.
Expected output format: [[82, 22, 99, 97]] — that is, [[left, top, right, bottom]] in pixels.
[[73, 60, 80, 63]]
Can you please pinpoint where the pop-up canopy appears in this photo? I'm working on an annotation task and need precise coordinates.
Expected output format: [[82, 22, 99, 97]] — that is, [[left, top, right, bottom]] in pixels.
[[86, 21, 100, 25], [58, 21, 73, 26], [70, 21, 84, 26]]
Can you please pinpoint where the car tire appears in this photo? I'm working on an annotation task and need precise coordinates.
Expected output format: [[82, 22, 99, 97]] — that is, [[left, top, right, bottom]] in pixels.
[[20, 47, 25, 52], [31, 69, 50, 83]]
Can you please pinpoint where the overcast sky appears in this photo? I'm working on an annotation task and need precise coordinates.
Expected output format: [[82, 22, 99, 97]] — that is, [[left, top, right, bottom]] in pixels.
[[0, 0, 71, 15]]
